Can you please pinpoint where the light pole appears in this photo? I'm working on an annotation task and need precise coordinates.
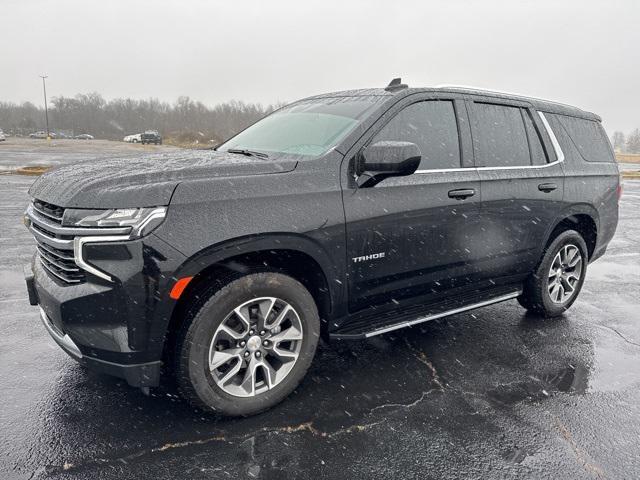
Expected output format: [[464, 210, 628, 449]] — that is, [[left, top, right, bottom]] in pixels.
[[40, 75, 50, 139]]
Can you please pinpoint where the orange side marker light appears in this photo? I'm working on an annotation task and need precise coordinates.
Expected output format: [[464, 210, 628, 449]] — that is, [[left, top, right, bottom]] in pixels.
[[170, 276, 193, 300]]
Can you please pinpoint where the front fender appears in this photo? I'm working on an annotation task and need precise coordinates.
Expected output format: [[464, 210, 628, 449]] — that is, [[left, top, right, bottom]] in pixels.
[[172, 232, 342, 287], [146, 232, 347, 358]]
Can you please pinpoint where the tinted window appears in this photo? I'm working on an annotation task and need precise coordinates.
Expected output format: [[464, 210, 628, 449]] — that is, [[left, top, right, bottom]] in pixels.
[[371, 101, 461, 170], [556, 115, 614, 163], [473, 103, 530, 167], [523, 110, 548, 165]]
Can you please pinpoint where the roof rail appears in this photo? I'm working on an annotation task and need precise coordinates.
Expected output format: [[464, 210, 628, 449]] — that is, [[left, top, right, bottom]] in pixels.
[[434, 84, 577, 110]]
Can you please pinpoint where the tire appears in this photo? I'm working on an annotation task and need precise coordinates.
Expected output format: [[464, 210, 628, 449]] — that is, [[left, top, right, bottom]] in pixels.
[[174, 272, 320, 416], [518, 230, 588, 317]]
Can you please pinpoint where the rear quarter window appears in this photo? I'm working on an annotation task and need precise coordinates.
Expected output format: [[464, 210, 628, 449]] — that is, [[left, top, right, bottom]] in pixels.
[[555, 115, 614, 163]]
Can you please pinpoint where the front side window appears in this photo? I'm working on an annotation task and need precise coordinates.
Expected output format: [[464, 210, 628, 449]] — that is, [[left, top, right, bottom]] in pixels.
[[218, 96, 384, 158], [473, 103, 530, 167], [371, 100, 461, 170]]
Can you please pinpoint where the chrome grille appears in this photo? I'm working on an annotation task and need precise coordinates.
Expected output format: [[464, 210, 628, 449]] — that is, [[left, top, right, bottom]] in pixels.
[[32, 199, 64, 224], [36, 243, 85, 284], [26, 200, 86, 284], [25, 199, 132, 285]]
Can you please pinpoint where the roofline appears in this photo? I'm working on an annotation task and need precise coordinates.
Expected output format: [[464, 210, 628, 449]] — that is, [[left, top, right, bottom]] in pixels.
[[294, 84, 601, 122], [433, 84, 580, 110]]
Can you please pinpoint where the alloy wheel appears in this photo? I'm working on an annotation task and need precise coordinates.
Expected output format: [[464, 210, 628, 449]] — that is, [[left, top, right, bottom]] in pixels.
[[548, 244, 583, 304], [208, 297, 303, 397]]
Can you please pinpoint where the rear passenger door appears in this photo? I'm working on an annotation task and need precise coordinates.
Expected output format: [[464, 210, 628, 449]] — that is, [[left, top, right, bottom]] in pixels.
[[467, 99, 564, 283], [342, 95, 483, 312]]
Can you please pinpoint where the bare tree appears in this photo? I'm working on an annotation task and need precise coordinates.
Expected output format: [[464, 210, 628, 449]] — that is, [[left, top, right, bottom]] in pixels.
[[611, 131, 625, 152], [0, 93, 278, 144], [626, 129, 640, 154]]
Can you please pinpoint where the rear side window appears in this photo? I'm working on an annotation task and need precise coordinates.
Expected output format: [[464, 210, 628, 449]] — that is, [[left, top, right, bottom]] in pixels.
[[371, 100, 461, 170], [472, 103, 530, 167], [555, 115, 614, 163]]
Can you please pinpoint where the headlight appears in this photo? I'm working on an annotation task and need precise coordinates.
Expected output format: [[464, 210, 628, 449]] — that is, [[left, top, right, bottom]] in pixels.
[[63, 207, 167, 237]]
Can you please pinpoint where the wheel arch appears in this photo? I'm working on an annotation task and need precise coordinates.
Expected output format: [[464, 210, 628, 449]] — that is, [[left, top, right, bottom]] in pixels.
[[158, 233, 343, 360], [543, 205, 599, 260]]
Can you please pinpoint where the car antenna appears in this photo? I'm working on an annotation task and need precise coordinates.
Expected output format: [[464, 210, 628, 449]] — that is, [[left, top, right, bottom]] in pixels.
[[384, 77, 408, 92]]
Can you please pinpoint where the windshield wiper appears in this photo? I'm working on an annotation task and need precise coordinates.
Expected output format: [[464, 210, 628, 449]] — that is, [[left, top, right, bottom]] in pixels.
[[226, 148, 269, 158]]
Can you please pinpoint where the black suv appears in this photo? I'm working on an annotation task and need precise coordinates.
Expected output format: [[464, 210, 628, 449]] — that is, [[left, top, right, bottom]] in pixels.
[[141, 130, 162, 145], [24, 80, 620, 416]]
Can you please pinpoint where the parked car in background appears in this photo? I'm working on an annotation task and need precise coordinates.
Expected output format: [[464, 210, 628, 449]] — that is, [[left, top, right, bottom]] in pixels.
[[0, 129, 6, 141], [141, 130, 162, 145], [124, 133, 142, 143], [74, 134, 94, 140], [29, 131, 55, 139]]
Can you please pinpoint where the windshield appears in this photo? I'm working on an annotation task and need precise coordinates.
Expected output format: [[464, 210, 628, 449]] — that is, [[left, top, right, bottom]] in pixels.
[[218, 96, 384, 157]]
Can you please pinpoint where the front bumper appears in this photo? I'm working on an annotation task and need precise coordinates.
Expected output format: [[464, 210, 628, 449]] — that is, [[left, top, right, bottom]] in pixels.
[[39, 306, 82, 358], [38, 306, 161, 386], [25, 233, 186, 388]]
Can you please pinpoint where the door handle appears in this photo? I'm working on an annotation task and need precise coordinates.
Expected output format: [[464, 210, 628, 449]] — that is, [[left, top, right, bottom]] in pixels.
[[538, 183, 557, 193], [448, 188, 475, 200]]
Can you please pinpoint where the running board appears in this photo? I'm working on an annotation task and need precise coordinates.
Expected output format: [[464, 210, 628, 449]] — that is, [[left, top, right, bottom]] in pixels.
[[330, 290, 521, 340]]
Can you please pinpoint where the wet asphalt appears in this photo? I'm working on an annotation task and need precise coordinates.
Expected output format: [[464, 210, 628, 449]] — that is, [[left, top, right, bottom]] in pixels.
[[1, 172, 639, 479]]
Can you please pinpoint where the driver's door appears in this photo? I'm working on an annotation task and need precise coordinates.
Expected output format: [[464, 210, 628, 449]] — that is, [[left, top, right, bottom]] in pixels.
[[342, 97, 483, 313]]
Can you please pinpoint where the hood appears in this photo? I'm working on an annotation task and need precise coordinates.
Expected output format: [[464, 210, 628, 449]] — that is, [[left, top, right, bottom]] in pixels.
[[28, 150, 298, 208]]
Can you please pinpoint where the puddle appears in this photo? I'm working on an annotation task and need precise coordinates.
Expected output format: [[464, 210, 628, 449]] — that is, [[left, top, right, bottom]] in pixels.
[[487, 363, 590, 406], [542, 364, 589, 394]]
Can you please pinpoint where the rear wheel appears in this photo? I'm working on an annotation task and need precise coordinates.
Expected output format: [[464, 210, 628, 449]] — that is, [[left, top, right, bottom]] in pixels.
[[518, 230, 588, 317], [174, 272, 320, 416]]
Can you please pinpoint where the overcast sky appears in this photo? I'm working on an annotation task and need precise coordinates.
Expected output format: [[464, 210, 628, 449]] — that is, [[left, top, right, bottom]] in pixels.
[[2, 0, 638, 133]]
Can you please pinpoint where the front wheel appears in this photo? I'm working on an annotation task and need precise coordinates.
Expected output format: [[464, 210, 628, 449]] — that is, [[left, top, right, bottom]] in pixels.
[[518, 230, 588, 317], [174, 272, 320, 416]]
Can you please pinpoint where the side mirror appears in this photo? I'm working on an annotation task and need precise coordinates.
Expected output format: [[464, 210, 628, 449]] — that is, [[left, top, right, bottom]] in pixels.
[[356, 141, 421, 187]]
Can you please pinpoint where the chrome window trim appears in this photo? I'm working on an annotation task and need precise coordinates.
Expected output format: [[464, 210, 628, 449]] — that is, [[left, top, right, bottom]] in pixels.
[[537, 111, 565, 163], [414, 167, 476, 174], [74, 235, 131, 282], [413, 111, 564, 174]]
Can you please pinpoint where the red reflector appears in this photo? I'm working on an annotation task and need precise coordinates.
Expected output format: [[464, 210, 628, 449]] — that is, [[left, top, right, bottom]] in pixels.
[[170, 277, 193, 300]]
